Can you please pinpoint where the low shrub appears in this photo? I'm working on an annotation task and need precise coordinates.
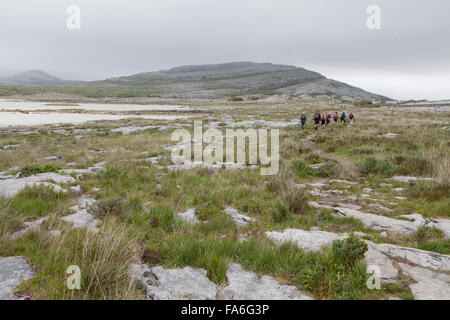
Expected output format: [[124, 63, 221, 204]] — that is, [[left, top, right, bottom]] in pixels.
[[291, 159, 312, 178], [21, 163, 62, 177], [315, 163, 335, 178], [270, 198, 290, 223], [88, 197, 125, 218], [331, 233, 368, 269], [281, 185, 309, 215], [360, 157, 396, 177]]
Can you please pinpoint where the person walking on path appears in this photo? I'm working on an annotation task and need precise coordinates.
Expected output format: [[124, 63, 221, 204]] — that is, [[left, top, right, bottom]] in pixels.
[[321, 113, 326, 127], [333, 112, 339, 123], [314, 112, 321, 130], [326, 113, 331, 126], [349, 113, 354, 124], [340, 112, 346, 123], [300, 112, 307, 130]]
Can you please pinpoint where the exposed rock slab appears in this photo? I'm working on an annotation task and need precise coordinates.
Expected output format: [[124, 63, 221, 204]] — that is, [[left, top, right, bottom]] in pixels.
[[329, 179, 357, 185], [11, 217, 49, 239], [224, 207, 257, 226], [372, 243, 450, 272], [222, 264, 312, 300], [111, 125, 157, 135], [132, 263, 313, 300], [61, 198, 99, 232], [313, 202, 427, 235], [166, 162, 251, 171], [365, 242, 399, 281], [43, 155, 62, 161], [0, 257, 32, 300], [379, 133, 398, 138], [390, 176, 444, 183], [131, 264, 219, 300], [398, 263, 450, 300], [308, 163, 326, 170], [177, 208, 200, 224], [428, 218, 450, 239], [265, 228, 346, 252], [0, 173, 75, 198]]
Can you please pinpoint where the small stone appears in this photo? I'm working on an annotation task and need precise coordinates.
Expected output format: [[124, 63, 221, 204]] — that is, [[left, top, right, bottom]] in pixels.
[[70, 185, 82, 193], [43, 155, 63, 161], [177, 208, 200, 224], [15, 172, 24, 179], [224, 207, 257, 226]]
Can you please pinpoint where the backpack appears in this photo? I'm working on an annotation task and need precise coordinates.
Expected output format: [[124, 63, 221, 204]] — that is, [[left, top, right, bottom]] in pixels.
[[314, 113, 319, 119], [301, 114, 307, 121]]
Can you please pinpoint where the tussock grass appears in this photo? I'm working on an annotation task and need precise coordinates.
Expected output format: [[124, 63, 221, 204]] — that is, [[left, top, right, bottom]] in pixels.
[[1, 218, 144, 300], [6, 185, 69, 219]]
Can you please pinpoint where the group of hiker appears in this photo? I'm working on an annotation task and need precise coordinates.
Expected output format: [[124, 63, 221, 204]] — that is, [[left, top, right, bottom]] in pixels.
[[300, 111, 354, 130]]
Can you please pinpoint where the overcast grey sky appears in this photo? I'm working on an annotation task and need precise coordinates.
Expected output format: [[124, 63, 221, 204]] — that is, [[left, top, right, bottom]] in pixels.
[[0, 0, 449, 100]]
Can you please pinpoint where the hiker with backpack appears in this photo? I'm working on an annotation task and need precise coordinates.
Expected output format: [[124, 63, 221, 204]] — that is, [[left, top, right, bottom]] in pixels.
[[340, 112, 346, 123], [300, 112, 307, 130], [333, 112, 339, 123], [326, 113, 331, 126], [349, 113, 354, 124], [314, 112, 321, 130], [321, 113, 326, 127]]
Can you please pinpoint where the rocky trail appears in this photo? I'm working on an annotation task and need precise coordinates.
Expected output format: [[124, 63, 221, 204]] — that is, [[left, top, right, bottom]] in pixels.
[[301, 134, 359, 177]]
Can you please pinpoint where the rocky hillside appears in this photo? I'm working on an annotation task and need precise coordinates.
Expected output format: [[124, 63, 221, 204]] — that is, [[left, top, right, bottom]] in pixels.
[[0, 63, 389, 100], [0, 70, 79, 86], [98, 62, 389, 100]]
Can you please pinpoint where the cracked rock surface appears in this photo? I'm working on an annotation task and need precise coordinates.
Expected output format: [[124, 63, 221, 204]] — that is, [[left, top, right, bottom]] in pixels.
[[131, 264, 219, 300], [61, 198, 100, 232], [0, 173, 75, 198], [222, 264, 312, 300], [131, 263, 314, 300], [0, 257, 33, 300], [224, 207, 257, 226]]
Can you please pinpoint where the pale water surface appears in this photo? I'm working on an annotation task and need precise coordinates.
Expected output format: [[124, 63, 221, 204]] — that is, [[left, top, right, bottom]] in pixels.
[[0, 112, 188, 127], [0, 99, 188, 112]]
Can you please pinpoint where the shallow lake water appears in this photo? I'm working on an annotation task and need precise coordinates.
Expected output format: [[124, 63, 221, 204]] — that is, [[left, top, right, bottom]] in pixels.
[[0, 112, 188, 127], [0, 99, 188, 112]]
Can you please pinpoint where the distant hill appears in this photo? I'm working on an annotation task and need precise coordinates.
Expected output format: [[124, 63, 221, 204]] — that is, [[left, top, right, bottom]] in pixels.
[[96, 62, 389, 100], [0, 70, 81, 86], [0, 63, 389, 100]]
